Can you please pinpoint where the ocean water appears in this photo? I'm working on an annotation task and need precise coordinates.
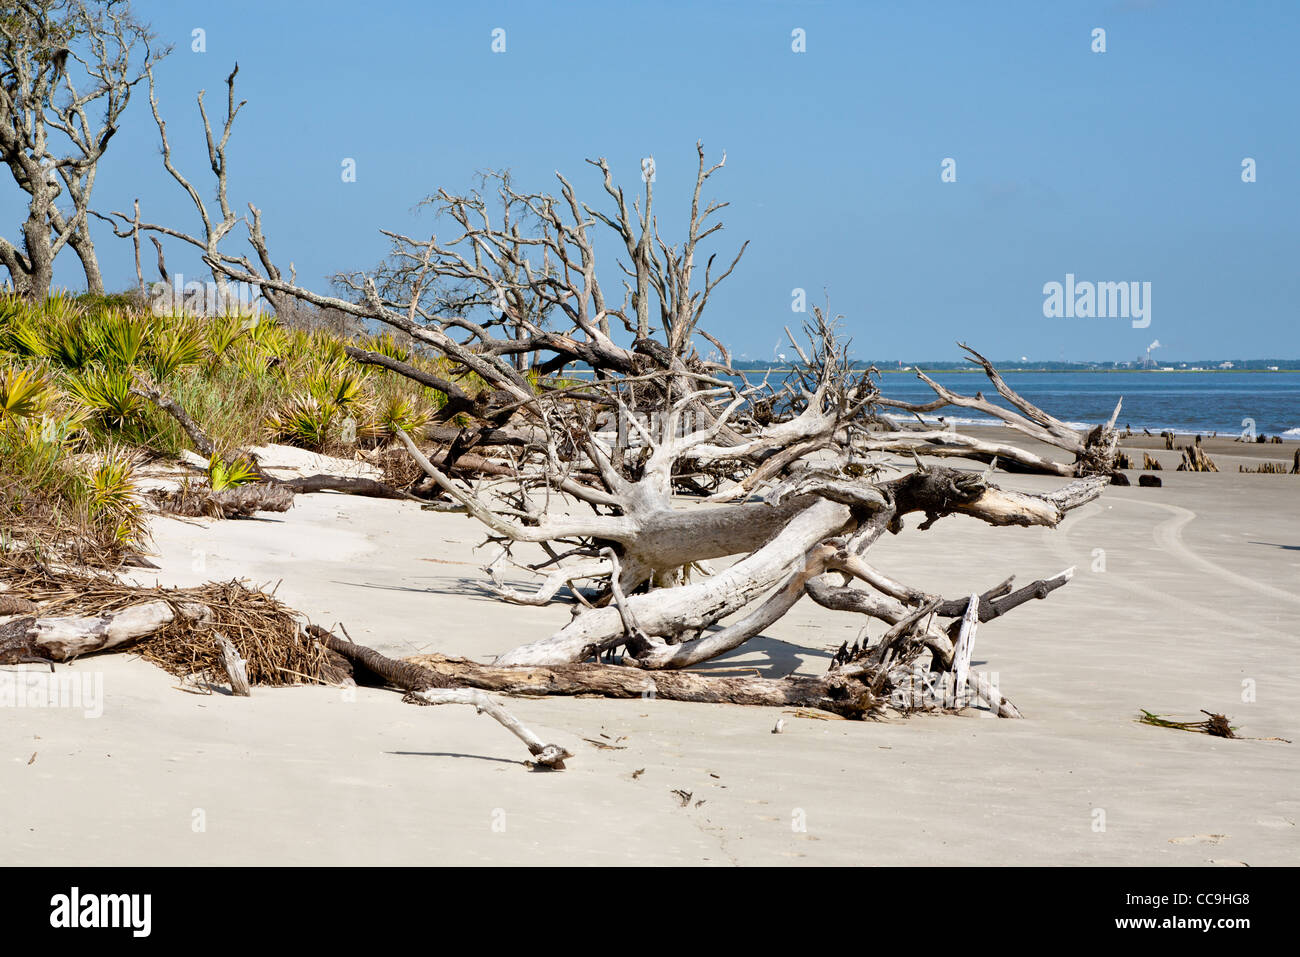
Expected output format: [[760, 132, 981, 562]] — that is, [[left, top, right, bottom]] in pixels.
[[869, 370, 1300, 438]]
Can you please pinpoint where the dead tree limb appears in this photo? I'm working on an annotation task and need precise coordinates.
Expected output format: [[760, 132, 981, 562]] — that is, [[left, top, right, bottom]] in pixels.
[[307, 625, 572, 768]]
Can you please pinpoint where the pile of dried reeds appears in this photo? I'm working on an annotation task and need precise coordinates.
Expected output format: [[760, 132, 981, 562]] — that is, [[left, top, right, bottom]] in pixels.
[[0, 552, 349, 687]]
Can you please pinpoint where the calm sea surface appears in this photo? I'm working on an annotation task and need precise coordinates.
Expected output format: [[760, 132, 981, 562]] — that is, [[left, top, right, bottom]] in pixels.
[[868, 370, 1300, 437]]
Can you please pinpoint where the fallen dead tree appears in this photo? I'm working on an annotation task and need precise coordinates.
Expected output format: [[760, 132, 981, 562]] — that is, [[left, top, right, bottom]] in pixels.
[[91, 71, 1116, 751], [133, 380, 426, 517], [310, 623, 877, 717]]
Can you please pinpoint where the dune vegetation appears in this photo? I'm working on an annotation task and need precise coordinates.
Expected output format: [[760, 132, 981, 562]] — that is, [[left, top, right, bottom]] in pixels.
[[0, 291, 467, 561]]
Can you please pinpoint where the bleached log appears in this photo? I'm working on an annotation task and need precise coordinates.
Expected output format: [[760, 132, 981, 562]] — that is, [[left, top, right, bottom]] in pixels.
[[5, 601, 209, 661], [407, 653, 878, 718], [216, 632, 251, 696], [951, 593, 979, 704], [493, 498, 855, 666], [281, 474, 419, 501]]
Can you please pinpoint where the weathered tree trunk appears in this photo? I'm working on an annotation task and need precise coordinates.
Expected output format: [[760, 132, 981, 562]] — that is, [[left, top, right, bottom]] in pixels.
[[0, 601, 208, 662]]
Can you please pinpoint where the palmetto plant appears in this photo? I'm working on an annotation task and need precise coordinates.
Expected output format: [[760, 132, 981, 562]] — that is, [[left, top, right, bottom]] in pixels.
[[87, 309, 147, 368], [0, 299, 43, 358], [145, 319, 207, 380], [307, 329, 348, 365], [205, 313, 253, 363], [229, 338, 275, 379], [359, 393, 430, 442], [30, 407, 91, 448], [66, 366, 144, 429], [306, 359, 364, 410], [247, 315, 291, 356], [41, 310, 95, 370], [266, 394, 335, 450], [359, 332, 411, 364], [0, 365, 51, 425], [87, 449, 147, 546], [208, 455, 260, 491]]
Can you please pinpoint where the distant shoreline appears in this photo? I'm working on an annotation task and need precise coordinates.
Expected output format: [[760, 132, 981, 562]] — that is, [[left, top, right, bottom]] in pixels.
[[730, 367, 1300, 375]]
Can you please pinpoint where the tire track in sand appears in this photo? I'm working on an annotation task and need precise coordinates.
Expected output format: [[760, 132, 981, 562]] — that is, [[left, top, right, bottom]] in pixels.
[[1145, 501, 1300, 608], [1047, 499, 1298, 640]]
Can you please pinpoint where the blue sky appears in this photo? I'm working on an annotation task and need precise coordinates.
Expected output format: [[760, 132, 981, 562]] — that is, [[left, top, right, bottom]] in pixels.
[[15, 0, 1300, 361]]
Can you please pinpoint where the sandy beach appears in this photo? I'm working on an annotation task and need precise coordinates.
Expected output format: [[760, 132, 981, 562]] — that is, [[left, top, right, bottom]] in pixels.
[[5, 430, 1297, 866]]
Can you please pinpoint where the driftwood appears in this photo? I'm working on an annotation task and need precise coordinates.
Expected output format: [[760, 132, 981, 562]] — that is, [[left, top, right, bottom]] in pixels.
[[0, 600, 208, 662], [118, 109, 1113, 728], [308, 626, 573, 768], [216, 632, 250, 696], [313, 622, 885, 719], [1139, 709, 1236, 738], [408, 653, 880, 716], [1177, 442, 1218, 472], [135, 379, 428, 513], [279, 474, 419, 500], [950, 593, 979, 703], [131, 383, 218, 460], [871, 344, 1126, 477], [152, 483, 295, 519], [1239, 462, 1288, 474]]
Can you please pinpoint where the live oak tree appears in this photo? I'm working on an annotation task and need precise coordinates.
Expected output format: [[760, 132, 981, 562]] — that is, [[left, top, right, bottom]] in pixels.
[[0, 0, 166, 298]]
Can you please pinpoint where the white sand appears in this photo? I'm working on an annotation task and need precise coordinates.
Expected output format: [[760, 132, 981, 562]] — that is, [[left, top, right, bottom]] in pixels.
[[4, 448, 1298, 865]]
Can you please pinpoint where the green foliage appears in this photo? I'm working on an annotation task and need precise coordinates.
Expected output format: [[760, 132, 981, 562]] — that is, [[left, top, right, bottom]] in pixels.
[[0, 291, 483, 556], [86, 309, 146, 368], [0, 365, 51, 423], [359, 332, 411, 363], [209, 456, 260, 492], [359, 392, 431, 441], [305, 358, 365, 410], [87, 449, 147, 546], [266, 394, 335, 450], [205, 313, 252, 362], [145, 318, 207, 380], [66, 366, 143, 428]]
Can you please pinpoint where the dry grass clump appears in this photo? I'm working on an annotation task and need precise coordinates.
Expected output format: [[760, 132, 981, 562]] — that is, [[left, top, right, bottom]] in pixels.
[[0, 552, 350, 687]]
